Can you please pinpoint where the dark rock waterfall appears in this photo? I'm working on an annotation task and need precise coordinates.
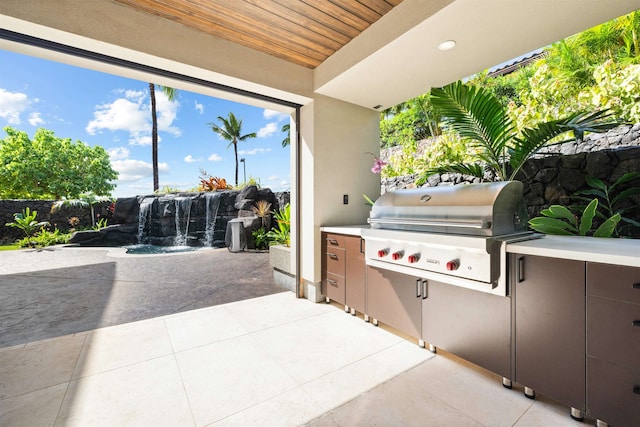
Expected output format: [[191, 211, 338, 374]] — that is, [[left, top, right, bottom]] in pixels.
[[68, 186, 287, 248]]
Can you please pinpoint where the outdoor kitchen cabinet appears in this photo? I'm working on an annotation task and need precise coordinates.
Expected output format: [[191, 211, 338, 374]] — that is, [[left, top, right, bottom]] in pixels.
[[321, 232, 366, 314], [421, 280, 511, 379], [366, 266, 421, 339], [322, 233, 347, 306], [345, 236, 366, 314], [510, 254, 586, 414], [586, 262, 640, 427]]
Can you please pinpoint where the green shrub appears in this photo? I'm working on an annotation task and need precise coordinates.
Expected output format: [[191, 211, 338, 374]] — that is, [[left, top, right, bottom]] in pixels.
[[267, 203, 290, 246]]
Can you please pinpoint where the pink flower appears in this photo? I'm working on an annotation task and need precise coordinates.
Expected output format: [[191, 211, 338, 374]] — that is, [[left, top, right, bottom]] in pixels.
[[371, 158, 387, 174], [366, 152, 386, 174]]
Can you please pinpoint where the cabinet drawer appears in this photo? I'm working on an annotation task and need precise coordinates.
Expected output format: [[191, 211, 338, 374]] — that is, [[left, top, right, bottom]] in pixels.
[[325, 272, 345, 305], [588, 296, 640, 369], [324, 233, 346, 249], [587, 263, 640, 305], [324, 248, 346, 276], [587, 357, 640, 427]]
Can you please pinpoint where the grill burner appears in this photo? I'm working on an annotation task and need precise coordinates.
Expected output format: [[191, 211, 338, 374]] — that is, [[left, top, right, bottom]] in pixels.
[[363, 181, 540, 295]]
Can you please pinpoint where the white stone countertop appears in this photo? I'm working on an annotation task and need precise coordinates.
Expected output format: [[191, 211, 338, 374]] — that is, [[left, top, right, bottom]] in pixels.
[[507, 235, 640, 267], [320, 225, 369, 237]]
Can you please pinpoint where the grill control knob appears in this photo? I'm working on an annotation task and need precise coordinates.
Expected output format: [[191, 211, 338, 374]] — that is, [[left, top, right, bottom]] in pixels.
[[377, 249, 389, 258], [392, 251, 403, 260], [408, 254, 419, 264], [446, 260, 460, 271]]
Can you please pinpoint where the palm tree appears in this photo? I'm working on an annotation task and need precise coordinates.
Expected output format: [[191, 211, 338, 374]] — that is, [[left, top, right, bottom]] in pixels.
[[51, 192, 113, 227], [149, 84, 177, 192], [281, 123, 290, 147], [208, 112, 257, 187], [422, 81, 619, 182]]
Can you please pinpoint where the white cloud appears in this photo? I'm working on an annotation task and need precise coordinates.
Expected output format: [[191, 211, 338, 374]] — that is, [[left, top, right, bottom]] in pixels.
[[0, 88, 30, 125], [184, 154, 202, 163], [110, 158, 169, 182], [195, 101, 204, 114], [238, 147, 271, 155], [129, 134, 154, 146], [208, 153, 222, 161], [257, 122, 279, 138], [263, 109, 288, 121], [267, 175, 279, 181], [108, 146, 130, 160], [28, 112, 45, 126], [85, 89, 181, 142], [155, 91, 181, 137], [86, 97, 148, 135]]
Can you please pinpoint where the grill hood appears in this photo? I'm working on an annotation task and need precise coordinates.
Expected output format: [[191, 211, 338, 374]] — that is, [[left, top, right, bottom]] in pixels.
[[368, 181, 528, 237]]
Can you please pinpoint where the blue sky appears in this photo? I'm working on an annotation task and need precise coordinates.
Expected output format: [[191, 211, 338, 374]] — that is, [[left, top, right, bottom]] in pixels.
[[0, 49, 291, 198]]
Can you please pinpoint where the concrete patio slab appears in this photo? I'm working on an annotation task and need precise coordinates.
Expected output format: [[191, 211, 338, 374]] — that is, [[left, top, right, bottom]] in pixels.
[[0, 245, 286, 347]]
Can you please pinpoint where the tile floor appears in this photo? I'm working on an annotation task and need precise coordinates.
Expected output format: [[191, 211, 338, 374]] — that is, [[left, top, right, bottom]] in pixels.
[[0, 292, 592, 426]]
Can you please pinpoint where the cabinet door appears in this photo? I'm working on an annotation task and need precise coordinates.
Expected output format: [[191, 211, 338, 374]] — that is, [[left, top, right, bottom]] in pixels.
[[513, 254, 586, 410], [587, 357, 640, 427], [366, 266, 421, 339], [345, 236, 366, 313], [422, 280, 511, 378]]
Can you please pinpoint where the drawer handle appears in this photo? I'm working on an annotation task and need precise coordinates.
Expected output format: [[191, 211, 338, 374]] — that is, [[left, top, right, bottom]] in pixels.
[[328, 253, 339, 260], [634, 282, 640, 289], [633, 320, 640, 327], [634, 385, 640, 395], [415, 279, 421, 298], [327, 279, 338, 287], [328, 238, 338, 246]]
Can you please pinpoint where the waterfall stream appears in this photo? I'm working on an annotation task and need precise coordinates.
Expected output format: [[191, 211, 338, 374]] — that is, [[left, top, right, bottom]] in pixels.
[[204, 192, 222, 247], [137, 197, 154, 244], [173, 197, 193, 246]]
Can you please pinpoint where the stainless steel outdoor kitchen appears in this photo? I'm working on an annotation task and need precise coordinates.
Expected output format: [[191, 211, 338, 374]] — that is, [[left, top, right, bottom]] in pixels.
[[321, 181, 640, 427]]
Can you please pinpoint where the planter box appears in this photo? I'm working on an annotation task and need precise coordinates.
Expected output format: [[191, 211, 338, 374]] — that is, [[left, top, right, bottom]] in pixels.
[[269, 244, 295, 292]]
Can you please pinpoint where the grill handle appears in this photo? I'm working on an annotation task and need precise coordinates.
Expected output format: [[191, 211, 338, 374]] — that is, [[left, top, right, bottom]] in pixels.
[[368, 217, 490, 229]]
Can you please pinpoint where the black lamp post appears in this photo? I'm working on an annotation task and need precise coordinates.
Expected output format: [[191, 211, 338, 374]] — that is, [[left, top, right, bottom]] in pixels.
[[240, 158, 246, 184]]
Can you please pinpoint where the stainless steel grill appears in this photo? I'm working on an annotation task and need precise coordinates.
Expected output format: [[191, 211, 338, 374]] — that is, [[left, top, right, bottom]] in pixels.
[[362, 181, 540, 296]]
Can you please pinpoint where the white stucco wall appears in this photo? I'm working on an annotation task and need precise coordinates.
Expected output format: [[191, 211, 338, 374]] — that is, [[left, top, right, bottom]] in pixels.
[[299, 95, 380, 299]]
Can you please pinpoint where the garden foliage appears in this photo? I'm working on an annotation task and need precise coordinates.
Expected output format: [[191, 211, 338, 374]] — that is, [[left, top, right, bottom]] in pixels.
[[0, 127, 118, 199]]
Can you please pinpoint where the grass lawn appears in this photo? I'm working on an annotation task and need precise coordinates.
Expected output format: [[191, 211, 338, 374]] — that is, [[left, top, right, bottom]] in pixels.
[[0, 244, 20, 251]]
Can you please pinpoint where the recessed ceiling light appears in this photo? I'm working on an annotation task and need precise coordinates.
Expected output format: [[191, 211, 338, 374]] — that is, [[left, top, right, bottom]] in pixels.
[[438, 40, 456, 51]]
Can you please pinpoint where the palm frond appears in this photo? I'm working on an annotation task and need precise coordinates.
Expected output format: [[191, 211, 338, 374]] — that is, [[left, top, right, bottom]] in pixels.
[[430, 81, 514, 180]]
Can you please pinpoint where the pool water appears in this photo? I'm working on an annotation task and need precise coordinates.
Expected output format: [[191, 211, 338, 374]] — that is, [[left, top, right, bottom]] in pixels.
[[125, 244, 204, 254]]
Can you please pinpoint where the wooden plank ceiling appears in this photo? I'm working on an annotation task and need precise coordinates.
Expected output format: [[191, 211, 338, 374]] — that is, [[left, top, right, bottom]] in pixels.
[[113, 0, 403, 68]]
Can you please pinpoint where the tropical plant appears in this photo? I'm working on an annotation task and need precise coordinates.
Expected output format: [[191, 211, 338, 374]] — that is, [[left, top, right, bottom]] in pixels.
[[51, 192, 113, 227], [252, 200, 272, 228], [573, 173, 640, 237], [267, 203, 290, 246], [422, 81, 618, 182], [149, 84, 178, 192], [0, 127, 117, 199], [93, 218, 109, 231], [281, 123, 290, 147], [198, 173, 231, 192], [5, 207, 50, 246], [529, 199, 620, 237], [155, 185, 183, 194], [252, 227, 269, 250], [17, 228, 70, 248], [208, 112, 257, 187]]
